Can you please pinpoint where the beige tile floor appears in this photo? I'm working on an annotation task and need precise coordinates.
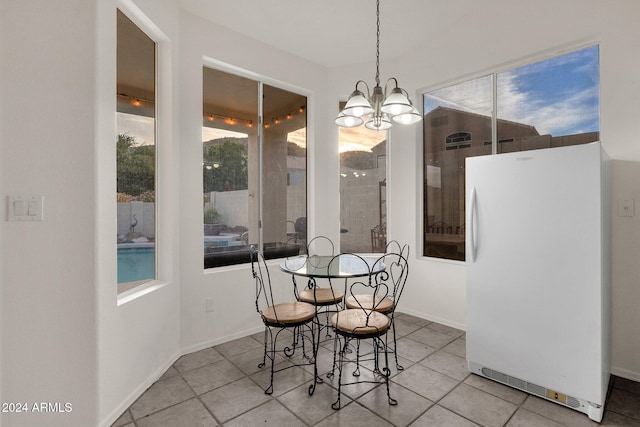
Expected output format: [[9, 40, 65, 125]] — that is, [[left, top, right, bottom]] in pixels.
[[112, 313, 640, 426]]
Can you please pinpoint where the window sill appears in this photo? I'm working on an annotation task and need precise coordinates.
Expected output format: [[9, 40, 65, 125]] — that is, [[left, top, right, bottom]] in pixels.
[[419, 256, 466, 267], [117, 280, 170, 306]]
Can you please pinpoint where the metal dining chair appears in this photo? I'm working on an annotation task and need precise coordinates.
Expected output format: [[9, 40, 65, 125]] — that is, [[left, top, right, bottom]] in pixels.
[[293, 236, 345, 339], [250, 247, 320, 395], [327, 253, 397, 410], [344, 242, 409, 370]]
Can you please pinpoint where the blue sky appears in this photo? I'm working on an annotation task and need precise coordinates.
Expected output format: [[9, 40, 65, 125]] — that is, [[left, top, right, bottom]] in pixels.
[[424, 45, 599, 137]]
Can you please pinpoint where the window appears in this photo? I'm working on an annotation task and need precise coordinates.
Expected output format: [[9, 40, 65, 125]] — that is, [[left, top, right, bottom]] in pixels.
[[203, 66, 307, 268], [116, 9, 157, 291], [446, 132, 472, 144], [339, 103, 388, 253], [423, 45, 599, 261]]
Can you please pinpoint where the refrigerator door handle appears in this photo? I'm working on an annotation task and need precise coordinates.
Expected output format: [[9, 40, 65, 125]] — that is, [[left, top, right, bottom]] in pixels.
[[469, 186, 477, 262]]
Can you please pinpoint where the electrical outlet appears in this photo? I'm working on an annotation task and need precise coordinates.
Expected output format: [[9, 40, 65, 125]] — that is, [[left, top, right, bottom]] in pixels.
[[618, 199, 635, 217], [206, 297, 215, 312]]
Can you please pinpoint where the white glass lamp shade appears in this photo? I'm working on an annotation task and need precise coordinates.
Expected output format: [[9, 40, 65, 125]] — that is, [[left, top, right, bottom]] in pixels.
[[335, 111, 364, 128], [365, 114, 392, 131], [391, 104, 422, 125], [381, 87, 413, 116], [342, 90, 374, 117]]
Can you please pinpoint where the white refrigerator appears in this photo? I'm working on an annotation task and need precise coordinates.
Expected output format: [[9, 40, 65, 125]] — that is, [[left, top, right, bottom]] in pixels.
[[465, 142, 610, 422]]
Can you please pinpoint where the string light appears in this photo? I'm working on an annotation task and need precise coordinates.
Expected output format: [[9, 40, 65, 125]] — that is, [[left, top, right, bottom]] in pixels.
[[117, 93, 153, 107], [202, 106, 307, 129]]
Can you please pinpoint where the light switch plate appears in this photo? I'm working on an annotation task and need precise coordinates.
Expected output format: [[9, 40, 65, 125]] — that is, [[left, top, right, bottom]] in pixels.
[[7, 195, 43, 221]]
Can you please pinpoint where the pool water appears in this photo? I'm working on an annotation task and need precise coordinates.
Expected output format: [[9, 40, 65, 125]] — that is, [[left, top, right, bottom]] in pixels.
[[118, 247, 155, 284]]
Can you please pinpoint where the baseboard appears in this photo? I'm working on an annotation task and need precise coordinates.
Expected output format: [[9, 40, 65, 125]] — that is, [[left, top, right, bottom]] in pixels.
[[397, 308, 467, 332], [611, 366, 640, 383], [180, 326, 264, 355], [98, 349, 181, 427]]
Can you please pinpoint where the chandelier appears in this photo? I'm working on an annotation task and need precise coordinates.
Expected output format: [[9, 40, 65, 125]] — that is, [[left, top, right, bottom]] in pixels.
[[335, 0, 421, 130]]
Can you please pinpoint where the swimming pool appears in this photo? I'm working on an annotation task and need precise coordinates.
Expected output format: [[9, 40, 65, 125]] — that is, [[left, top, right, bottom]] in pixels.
[[117, 246, 155, 284]]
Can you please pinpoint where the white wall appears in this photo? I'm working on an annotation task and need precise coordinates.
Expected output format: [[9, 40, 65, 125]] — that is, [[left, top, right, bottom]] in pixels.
[[1, 1, 98, 425], [0, 1, 5, 421], [177, 10, 337, 354]]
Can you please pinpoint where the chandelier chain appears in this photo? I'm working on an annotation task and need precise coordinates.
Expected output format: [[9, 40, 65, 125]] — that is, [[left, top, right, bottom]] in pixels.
[[375, 0, 380, 86]]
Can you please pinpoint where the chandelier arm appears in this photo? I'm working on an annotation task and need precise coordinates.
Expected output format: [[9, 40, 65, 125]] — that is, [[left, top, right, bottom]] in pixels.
[[384, 77, 399, 97], [354, 80, 371, 98]]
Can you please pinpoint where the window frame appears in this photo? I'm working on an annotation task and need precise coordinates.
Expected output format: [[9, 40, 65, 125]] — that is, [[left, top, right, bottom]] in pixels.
[[420, 43, 600, 263], [115, 1, 171, 302], [202, 58, 311, 269]]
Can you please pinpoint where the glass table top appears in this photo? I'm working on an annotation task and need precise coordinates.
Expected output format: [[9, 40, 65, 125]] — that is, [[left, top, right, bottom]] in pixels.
[[280, 254, 385, 278]]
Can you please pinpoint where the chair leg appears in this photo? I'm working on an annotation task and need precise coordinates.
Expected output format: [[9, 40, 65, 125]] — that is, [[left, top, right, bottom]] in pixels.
[[381, 336, 397, 406], [265, 327, 277, 395], [323, 309, 333, 339], [261, 322, 320, 396], [308, 318, 322, 395], [327, 331, 339, 379], [331, 335, 347, 410], [390, 318, 404, 371], [258, 326, 268, 369], [353, 340, 361, 377]]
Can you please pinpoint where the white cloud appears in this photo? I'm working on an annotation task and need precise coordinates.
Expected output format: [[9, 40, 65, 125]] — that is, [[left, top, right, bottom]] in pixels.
[[117, 113, 155, 146], [425, 75, 493, 116], [424, 47, 599, 137], [497, 69, 598, 136]]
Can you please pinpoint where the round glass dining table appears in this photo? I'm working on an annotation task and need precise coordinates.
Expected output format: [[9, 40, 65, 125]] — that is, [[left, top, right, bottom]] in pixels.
[[279, 254, 385, 278]]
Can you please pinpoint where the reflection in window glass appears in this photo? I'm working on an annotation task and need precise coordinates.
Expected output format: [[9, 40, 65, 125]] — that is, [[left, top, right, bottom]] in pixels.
[[339, 104, 387, 253], [202, 67, 307, 268], [202, 68, 258, 268], [262, 84, 307, 256], [422, 45, 600, 261], [116, 9, 157, 291], [497, 45, 599, 153], [423, 76, 492, 261]]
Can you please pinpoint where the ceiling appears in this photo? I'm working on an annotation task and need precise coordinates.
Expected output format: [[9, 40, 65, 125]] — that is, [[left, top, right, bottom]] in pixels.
[[118, 0, 537, 125], [177, 0, 488, 68]]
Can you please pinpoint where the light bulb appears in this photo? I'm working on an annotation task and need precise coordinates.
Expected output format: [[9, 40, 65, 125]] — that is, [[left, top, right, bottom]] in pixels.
[[390, 104, 403, 115], [352, 107, 364, 117], [398, 114, 412, 124], [344, 116, 356, 127]]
